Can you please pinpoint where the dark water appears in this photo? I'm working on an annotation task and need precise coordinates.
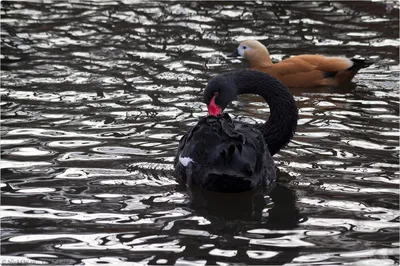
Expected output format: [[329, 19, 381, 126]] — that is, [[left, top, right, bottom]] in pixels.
[[1, 1, 399, 265]]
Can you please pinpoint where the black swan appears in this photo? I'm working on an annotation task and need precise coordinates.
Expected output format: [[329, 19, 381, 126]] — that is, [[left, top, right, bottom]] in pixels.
[[174, 70, 298, 192]]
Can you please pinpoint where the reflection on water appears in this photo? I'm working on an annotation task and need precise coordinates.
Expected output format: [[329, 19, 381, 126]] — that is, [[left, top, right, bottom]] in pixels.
[[1, 1, 399, 265]]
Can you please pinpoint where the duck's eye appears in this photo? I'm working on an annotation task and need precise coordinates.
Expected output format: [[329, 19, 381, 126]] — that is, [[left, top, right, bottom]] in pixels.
[[243, 46, 247, 50]]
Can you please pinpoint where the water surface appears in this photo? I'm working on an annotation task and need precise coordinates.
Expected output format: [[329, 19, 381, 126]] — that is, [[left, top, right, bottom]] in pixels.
[[1, 1, 399, 265]]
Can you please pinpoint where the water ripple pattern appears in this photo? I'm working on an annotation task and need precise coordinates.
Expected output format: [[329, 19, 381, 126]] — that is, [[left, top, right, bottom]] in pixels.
[[1, 1, 399, 265]]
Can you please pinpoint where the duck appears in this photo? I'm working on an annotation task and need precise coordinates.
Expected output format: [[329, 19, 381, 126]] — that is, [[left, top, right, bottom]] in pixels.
[[174, 69, 298, 193], [229, 40, 373, 88]]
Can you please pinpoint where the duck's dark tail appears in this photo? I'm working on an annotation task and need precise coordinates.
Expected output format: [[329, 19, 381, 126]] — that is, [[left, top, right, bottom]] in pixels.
[[348, 58, 374, 71], [335, 58, 373, 85]]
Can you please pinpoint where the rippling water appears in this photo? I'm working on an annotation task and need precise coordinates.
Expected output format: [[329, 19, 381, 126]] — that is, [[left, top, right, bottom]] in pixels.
[[1, 1, 399, 265]]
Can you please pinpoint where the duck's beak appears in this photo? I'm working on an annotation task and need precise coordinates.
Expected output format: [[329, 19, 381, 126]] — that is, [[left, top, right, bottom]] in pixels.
[[227, 49, 240, 58]]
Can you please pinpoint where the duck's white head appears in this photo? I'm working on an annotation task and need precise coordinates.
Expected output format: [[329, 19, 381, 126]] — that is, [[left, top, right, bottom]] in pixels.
[[229, 40, 272, 67]]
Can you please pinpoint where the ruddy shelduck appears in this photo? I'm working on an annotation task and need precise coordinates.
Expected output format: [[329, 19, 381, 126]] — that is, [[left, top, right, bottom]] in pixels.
[[229, 40, 373, 87]]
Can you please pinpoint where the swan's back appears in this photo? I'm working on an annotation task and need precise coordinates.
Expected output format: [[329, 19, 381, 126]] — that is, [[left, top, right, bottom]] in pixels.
[[175, 113, 275, 192]]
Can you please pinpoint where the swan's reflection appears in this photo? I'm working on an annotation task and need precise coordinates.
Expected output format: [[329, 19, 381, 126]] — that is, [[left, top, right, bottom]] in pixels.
[[185, 185, 272, 221], [170, 182, 305, 265], [184, 182, 303, 228], [266, 183, 304, 230]]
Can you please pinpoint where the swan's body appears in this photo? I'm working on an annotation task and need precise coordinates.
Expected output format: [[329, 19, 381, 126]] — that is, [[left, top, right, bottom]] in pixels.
[[175, 114, 275, 192], [174, 70, 298, 193], [230, 40, 372, 88]]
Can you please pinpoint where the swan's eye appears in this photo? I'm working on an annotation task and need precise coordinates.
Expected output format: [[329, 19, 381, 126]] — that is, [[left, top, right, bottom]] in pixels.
[[214, 92, 219, 97]]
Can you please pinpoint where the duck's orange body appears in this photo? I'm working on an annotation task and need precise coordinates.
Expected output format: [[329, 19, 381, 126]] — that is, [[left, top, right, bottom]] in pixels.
[[231, 40, 372, 88]]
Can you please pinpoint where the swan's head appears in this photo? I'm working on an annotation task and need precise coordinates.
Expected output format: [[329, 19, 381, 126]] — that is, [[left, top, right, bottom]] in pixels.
[[228, 40, 271, 65], [204, 74, 238, 116]]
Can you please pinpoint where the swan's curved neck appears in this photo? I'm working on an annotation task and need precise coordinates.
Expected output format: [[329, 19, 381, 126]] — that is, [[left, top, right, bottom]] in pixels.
[[233, 70, 298, 156]]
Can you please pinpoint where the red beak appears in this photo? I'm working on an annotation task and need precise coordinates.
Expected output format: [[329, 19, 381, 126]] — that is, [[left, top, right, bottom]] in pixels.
[[208, 95, 222, 116]]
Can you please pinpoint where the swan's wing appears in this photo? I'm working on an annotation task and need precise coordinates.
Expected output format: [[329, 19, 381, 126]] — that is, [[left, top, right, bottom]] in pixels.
[[175, 115, 268, 185]]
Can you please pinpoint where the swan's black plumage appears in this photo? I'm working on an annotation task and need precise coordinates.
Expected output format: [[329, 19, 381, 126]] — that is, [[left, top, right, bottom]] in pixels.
[[175, 114, 276, 192], [175, 70, 298, 192]]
